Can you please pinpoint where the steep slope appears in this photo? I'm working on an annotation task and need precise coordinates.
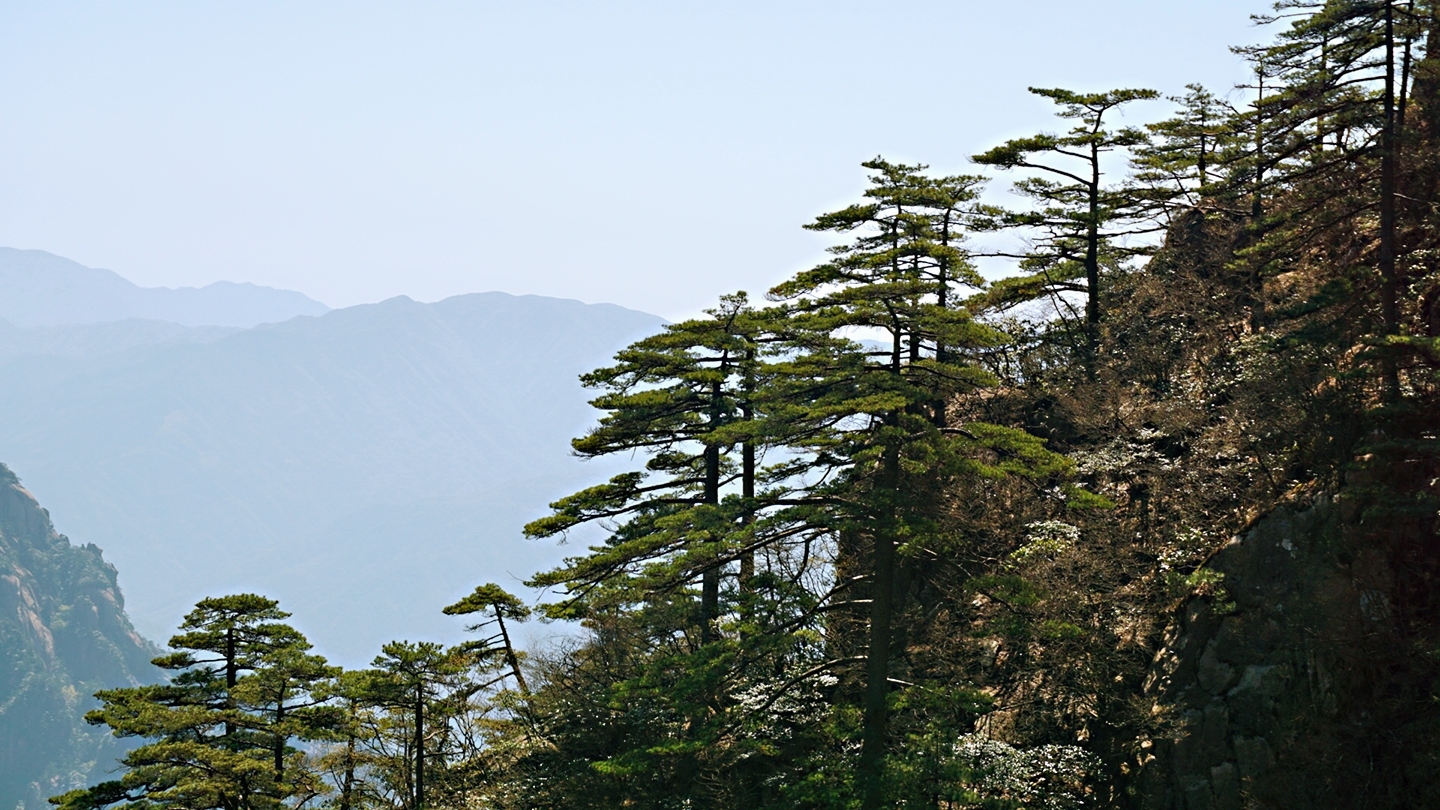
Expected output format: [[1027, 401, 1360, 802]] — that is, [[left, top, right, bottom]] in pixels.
[[0, 248, 329, 327], [0, 292, 664, 663], [0, 463, 158, 810]]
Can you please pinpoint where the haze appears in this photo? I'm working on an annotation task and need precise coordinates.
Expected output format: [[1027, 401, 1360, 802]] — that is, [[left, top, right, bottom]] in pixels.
[[1, 1, 1266, 320]]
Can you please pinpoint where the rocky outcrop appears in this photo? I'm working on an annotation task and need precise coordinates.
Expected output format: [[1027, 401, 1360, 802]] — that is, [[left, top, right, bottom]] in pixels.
[[1133, 493, 1440, 809], [0, 463, 158, 810]]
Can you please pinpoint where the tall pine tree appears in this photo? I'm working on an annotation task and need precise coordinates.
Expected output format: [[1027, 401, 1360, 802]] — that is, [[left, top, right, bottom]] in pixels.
[[973, 87, 1160, 371]]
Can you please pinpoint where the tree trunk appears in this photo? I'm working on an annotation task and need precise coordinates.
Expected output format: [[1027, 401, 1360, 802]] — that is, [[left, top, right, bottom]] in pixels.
[[497, 612, 529, 693], [224, 627, 236, 740], [701, 442, 721, 645], [1085, 142, 1102, 374], [1380, 0, 1402, 399], [274, 698, 286, 781], [936, 216, 951, 428], [1249, 67, 1268, 331], [739, 346, 757, 592], [414, 688, 425, 810], [340, 731, 357, 810], [859, 443, 901, 810], [739, 440, 755, 591], [701, 378, 723, 644]]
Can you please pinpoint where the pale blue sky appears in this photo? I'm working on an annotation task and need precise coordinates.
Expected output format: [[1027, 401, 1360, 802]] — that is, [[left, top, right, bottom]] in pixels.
[[1, 1, 1271, 319]]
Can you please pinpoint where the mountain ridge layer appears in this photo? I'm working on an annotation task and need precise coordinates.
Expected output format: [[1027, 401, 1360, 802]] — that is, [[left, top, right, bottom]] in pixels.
[[0, 247, 330, 327]]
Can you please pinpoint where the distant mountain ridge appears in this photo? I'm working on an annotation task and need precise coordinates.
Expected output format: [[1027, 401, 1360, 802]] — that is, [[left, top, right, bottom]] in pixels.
[[0, 248, 329, 327], [0, 284, 665, 664]]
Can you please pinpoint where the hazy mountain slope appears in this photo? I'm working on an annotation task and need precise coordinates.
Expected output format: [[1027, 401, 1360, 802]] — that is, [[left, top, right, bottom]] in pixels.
[[0, 292, 663, 664], [0, 248, 329, 327], [0, 319, 240, 361], [0, 463, 159, 810]]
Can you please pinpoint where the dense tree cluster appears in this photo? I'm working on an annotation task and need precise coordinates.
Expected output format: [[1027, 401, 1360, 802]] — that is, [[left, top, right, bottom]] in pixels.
[[60, 2, 1440, 808]]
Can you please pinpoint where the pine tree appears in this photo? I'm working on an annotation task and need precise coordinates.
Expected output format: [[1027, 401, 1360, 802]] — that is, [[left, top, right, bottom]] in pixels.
[[505, 160, 1081, 809], [516, 297, 798, 808], [358, 642, 474, 810], [525, 294, 767, 639], [443, 583, 532, 694], [51, 595, 337, 810], [312, 672, 373, 810], [972, 87, 1160, 370], [1225, 1, 1428, 351], [234, 644, 340, 797], [762, 158, 1076, 809], [1132, 84, 1243, 213]]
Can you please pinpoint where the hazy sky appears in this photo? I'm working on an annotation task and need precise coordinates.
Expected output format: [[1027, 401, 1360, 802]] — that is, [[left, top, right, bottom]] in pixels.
[[1, 1, 1272, 319]]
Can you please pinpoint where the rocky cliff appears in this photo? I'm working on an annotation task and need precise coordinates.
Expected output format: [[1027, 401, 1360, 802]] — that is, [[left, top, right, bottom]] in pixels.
[[1134, 489, 1440, 809], [0, 463, 158, 810]]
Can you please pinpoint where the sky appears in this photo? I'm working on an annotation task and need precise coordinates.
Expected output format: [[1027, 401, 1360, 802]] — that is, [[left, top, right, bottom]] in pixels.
[[0, 1, 1275, 320]]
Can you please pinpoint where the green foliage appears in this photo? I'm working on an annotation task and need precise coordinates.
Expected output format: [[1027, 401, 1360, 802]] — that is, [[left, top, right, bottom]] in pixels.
[[1132, 84, 1242, 211], [442, 583, 530, 621], [52, 595, 337, 810], [972, 86, 1161, 361]]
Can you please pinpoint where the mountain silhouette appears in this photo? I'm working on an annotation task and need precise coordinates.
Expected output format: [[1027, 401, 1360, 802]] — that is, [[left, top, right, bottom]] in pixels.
[[0, 248, 329, 327]]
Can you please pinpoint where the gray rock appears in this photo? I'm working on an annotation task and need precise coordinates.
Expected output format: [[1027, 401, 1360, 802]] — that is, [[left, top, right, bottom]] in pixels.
[[1197, 641, 1236, 695], [1198, 701, 1231, 766], [1210, 762, 1240, 810], [1233, 735, 1275, 780], [1183, 776, 1215, 810]]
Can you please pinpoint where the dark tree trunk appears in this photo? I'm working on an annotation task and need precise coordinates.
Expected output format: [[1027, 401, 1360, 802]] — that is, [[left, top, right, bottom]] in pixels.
[[701, 377, 724, 644], [274, 698, 286, 781], [739, 439, 755, 591], [1249, 68, 1268, 331], [701, 442, 721, 644], [224, 627, 237, 740], [497, 612, 529, 693], [414, 688, 425, 810], [1085, 142, 1102, 376], [1381, 0, 1403, 399], [859, 443, 901, 810], [340, 731, 357, 810]]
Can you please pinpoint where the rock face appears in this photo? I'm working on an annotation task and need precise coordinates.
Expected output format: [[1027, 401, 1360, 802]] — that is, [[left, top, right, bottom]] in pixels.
[[0, 463, 158, 810], [1134, 493, 1440, 809]]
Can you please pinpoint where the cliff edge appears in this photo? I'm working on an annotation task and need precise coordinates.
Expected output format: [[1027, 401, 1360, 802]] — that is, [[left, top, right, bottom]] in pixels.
[[0, 463, 158, 810]]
